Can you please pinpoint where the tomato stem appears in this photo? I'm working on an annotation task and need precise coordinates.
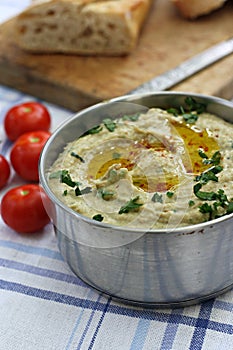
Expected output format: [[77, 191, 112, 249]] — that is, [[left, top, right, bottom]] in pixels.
[[23, 107, 32, 113], [30, 137, 40, 143], [21, 190, 29, 196]]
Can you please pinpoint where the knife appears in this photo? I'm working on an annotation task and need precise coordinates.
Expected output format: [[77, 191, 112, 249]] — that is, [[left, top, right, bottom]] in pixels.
[[129, 37, 233, 94]]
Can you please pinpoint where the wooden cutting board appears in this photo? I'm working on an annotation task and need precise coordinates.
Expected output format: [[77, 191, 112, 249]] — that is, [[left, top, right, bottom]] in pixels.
[[0, 0, 232, 111]]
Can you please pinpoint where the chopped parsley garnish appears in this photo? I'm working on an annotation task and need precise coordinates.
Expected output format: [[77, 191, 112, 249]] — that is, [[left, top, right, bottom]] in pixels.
[[193, 151, 233, 220], [167, 108, 178, 116], [167, 96, 207, 124], [199, 203, 213, 215], [182, 112, 198, 124], [199, 189, 233, 220], [92, 214, 104, 222], [185, 96, 206, 114], [75, 186, 92, 196], [194, 167, 222, 185], [60, 170, 78, 188], [189, 200, 195, 207], [166, 191, 174, 198], [97, 188, 115, 200], [227, 201, 233, 214], [122, 113, 140, 121], [55, 169, 91, 197], [194, 152, 222, 185], [70, 151, 85, 163], [193, 184, 217, 201], [202, 151, 221, 165], [81, 125, 103, 137], [198, 150, 208, 159], [79, 114, 139, 136], [118, 196, 143, 214], [198, 150, 221, 166], [152, 192, 163, 203], [103, 118, 117, 132], [51, 169, 82, 194]]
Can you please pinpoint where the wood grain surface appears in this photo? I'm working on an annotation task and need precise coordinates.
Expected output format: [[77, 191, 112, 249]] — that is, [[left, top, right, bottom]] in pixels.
[[0, 0, 232, 111]]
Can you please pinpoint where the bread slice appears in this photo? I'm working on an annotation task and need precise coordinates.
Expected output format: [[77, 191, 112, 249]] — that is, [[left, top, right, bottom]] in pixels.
[[171, 0, 227, 19], [14, 0, 153, 55]]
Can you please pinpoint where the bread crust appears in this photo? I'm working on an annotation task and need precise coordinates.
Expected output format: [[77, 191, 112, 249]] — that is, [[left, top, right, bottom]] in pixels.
[[171, 0, 227, 19], [15, 0, 153, 55]]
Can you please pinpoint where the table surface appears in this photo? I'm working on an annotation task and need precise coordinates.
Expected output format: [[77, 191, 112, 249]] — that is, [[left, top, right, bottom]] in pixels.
[[0, 2, 233, 350]]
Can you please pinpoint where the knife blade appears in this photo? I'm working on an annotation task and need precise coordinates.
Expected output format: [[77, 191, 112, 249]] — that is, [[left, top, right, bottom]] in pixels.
[[129, 37, 233, 94]]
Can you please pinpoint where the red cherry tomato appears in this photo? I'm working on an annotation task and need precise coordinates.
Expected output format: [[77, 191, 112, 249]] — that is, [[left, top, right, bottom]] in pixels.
[[10, 130, 51, 182], [1, 184, 50, 233], [4, 102, 51, 141], [0, 155, 10, 189]]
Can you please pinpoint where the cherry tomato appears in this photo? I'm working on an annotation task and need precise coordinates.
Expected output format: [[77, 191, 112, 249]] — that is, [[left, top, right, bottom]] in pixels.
[[10, 130, 51, 182], [0, 155, 10, 189], [4, 101, 51, 141], [1, 184, 50, 233]]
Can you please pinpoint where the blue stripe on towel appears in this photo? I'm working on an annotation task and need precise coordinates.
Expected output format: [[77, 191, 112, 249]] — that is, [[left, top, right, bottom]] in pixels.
[[0, 239, 63, 261], [160, 309, 184, 350], [130, 319, 151, 350], [189, 300, 214, 349], [87, 297, 112, 350], [1, 279, 233, 336], [0, 258, 85, 286]]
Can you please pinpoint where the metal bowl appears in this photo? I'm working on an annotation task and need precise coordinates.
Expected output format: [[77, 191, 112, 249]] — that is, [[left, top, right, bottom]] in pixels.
[[39, 92, 233, 308]]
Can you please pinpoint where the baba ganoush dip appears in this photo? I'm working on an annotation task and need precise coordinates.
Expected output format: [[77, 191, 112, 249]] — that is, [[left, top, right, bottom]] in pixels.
[[48, 98, 233, 229]]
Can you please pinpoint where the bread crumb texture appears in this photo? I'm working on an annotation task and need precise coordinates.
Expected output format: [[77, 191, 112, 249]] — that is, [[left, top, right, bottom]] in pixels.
[[15, 0, 153, 55]]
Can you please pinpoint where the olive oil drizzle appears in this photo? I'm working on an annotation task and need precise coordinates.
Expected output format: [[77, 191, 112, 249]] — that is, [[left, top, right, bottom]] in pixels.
[[88, 119, 219, 193]]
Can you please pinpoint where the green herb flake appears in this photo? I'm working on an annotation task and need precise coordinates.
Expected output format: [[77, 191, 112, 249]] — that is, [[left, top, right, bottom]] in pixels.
[[199, 203, 213, 215], [193, 184, 217, 201], [75, 186, 92, 196], [103, 118, 117, 132], [198, 149, 208, 159], [227, 201, 233, 214], [193, 150, 226, 206], [203, 151, 221, 165], [216, 188, 228, 204], [180, 106, 185, 114], [63, 190, 68, 196], [184, 96, 207, 114], [60, 170, 77, 188], [196, 165, 223, 181], [167, 108, 179, 116], [166, 191, 174, 198], [193, 152, 232, 219], [118, 196, 143, 214], [98, 188, 115, 200], [195, 170, 219, 185], [152, 192, 163, 203], [81, 125, 103, 137], [122, 113, 140, 122], [189, 200, 195, 207], [182, 112, 198, 124], [92, 214, 104, 222], [70, 151, 85, 163], [168, 97, 207, 124]]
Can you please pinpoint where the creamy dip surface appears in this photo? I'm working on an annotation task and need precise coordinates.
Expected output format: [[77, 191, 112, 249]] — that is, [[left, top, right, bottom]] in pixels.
[[48, 102, 233, 229]]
